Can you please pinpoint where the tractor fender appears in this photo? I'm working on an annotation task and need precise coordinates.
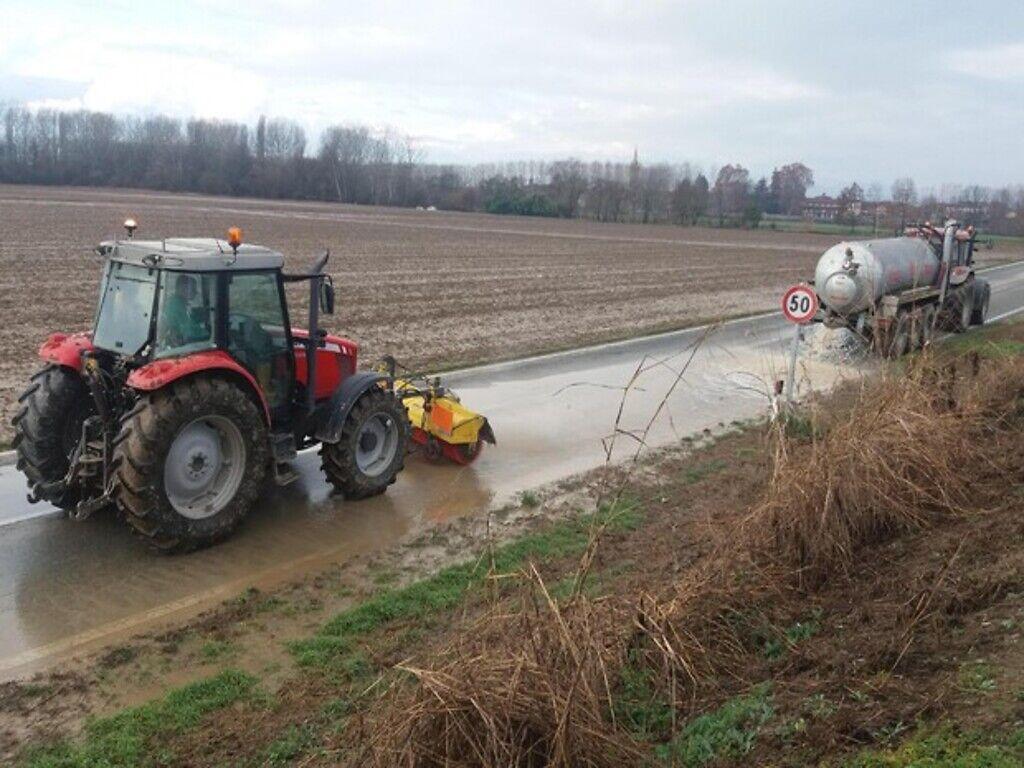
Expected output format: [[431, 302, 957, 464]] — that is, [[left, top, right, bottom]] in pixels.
[[39, 332, 94, 372], [126, 350, 272, 424], [313, 372, 389, 444]]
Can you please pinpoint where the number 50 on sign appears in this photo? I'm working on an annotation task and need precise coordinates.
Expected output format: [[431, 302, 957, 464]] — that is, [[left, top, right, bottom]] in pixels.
[[782, 284, 818, 324]]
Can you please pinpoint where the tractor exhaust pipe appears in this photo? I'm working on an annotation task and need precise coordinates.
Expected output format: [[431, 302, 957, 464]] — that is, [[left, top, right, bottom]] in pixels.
[[305, 251, 330, 415], [307, 274, 320, 414]]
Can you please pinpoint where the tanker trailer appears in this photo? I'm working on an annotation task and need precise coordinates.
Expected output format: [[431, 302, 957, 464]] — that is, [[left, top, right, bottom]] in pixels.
[[811, 220, 990, 356]]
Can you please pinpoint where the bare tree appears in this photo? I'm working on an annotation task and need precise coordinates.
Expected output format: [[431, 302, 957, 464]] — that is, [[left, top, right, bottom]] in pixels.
[[549, 159, 587, 218], [891, 176, 917, 230], [318, 125, 372, 202], [768, 162, 814, 216], [712, 164, 750, 225]]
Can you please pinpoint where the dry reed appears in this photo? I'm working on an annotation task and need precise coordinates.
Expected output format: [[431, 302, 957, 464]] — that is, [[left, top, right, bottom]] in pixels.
[[749, 354, 1024, 584]]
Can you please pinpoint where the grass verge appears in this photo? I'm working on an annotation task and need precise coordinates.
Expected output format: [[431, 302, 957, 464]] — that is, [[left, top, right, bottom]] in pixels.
[[842, 727, 1024, 767], [22, 669, 260, 768], [289, 500, 643, 670]]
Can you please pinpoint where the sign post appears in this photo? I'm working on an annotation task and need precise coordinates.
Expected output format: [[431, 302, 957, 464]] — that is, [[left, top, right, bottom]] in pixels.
[[780, 284, 819, 403]]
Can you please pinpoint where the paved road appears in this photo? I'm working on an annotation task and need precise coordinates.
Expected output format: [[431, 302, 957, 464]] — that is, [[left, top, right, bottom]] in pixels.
[[1, 262, 1022, 678]]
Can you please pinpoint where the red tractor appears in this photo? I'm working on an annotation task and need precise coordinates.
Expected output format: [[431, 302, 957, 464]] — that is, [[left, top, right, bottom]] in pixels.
[[13, 225, 411, 551]]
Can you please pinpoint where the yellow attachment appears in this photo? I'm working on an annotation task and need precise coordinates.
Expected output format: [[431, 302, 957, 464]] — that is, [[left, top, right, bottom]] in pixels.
[[396, 379, 486, 445]]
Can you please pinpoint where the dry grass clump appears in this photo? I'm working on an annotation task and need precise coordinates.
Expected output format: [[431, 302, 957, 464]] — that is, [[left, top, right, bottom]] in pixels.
[[363, 568, 641, 768], [631, 553, 791, 702], [750, 354, 1024, 584]]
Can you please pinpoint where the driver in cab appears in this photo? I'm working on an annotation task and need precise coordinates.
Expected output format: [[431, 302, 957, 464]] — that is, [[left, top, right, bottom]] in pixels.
[[158, 274, 208, 351]]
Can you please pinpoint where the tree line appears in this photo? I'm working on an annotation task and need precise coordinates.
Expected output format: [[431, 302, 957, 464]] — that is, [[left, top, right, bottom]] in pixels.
[[2, 106, 1022, 234]]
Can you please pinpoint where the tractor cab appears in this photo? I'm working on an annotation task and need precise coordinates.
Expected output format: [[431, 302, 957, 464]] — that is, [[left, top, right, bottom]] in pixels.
[[92, 233, 353, 430]]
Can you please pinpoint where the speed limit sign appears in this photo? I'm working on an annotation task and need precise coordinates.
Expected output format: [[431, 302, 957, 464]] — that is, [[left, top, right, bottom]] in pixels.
[[782, 284, 818, 324]]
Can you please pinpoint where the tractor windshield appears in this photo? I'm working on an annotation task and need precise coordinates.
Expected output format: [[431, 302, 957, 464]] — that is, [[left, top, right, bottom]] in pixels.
[[93, 261, 158, 355]]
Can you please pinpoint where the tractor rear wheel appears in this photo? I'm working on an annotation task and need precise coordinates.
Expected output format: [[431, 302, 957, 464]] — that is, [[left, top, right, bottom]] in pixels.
[[320, 388, 408, 499], [112, 377, 268, 552], [12, 365, 94, 510], [949, 286, 974, 333]]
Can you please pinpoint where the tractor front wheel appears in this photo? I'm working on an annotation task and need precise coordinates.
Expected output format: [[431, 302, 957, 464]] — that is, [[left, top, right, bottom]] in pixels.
[[112, 377, 268, 552], [320, 388, 408, 499]]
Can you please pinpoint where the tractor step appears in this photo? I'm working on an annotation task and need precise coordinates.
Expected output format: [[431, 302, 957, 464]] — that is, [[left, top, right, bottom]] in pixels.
[[270, 434, 300, 486], [273, 462, 301, 486], [271, 433, 297, 462]]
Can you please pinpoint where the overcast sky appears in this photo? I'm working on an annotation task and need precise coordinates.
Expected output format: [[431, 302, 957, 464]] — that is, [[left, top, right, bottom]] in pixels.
[[2, 1, 1022, 192]]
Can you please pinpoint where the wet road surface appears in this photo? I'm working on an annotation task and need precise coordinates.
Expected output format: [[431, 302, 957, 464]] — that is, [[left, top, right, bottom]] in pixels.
[[1, 261, 1022, 678]]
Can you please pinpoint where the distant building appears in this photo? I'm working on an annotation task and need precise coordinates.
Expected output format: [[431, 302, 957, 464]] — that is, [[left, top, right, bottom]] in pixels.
[[942, 202, 987, 224], [803, 195, 889, 225], [802, 195, 841, 221]]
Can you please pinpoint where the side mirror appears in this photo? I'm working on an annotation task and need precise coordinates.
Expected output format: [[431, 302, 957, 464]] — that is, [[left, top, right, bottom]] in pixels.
[[319, 280, 335, 315]]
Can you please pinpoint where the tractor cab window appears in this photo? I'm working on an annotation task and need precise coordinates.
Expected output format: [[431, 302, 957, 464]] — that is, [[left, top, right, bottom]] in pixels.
[[154, 272, 217, 359], [227, 272, 292, 413], [93, 261, 158, 355]]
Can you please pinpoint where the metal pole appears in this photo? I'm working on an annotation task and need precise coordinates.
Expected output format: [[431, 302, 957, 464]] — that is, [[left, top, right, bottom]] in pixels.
[[784, 324, 802, 403], [306, 275, 320, 414]]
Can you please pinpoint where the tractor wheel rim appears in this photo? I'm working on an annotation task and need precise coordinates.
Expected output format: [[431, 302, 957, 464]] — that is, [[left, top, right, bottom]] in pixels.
[[355, 413, 399, 478], [962, 298, 972, 327], [164, 416, 246, 520]]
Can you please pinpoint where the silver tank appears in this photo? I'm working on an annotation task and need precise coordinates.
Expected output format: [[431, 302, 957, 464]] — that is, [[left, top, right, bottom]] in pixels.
[[814, 237, 940, 316]]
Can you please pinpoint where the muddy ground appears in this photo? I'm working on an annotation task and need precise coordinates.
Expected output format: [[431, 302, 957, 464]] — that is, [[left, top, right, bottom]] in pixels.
[[3, 183, 1020, 443]]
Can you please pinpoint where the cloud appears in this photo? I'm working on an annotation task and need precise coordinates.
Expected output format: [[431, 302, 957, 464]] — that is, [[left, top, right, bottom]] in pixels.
[[22, 51, 267, 121], [949, 43, 1024, 80], [2, 1, 1022, 186]]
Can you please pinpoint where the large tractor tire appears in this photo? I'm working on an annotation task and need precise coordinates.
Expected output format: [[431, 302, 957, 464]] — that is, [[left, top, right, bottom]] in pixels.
[[12, 365, 94, 510], [971, 280, 991, 326], [112, 377, 268, 552], [320, 387, 408, 500], [948, 285, 975, 334]]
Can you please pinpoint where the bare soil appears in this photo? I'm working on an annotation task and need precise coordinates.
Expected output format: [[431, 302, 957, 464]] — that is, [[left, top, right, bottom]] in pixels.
[[3, 183, 1019, 441]]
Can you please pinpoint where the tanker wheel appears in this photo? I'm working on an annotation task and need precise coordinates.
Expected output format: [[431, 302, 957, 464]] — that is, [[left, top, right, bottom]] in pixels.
[[886, 313, 911, 358], [11, 365, 94, 510], [112, 377, 268, 553], [909, 308, 932, 351], [320, 388, 408, 499], [920, 305, 936, 348], [971, 281, 990, 326]]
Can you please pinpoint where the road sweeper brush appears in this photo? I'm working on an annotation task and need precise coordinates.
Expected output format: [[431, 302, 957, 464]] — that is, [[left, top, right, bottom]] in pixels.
[[380, 357, 496, 465]]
